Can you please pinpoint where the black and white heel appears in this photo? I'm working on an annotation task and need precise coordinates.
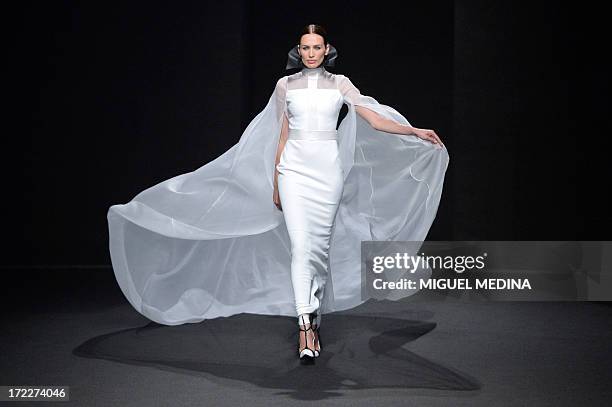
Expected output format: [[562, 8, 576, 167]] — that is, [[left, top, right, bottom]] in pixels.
[[297, 314, 316, 364]]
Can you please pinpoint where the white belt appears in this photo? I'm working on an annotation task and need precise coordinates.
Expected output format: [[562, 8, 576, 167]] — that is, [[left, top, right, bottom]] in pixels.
[[288, 129, 338, 140]]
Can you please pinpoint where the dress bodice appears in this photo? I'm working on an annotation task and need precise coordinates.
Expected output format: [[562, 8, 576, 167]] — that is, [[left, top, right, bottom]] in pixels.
[[285, 66, 345, 132]]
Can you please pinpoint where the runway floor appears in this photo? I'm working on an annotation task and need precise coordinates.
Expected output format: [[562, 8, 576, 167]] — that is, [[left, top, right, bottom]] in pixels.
[[1, 267, 611, 406]]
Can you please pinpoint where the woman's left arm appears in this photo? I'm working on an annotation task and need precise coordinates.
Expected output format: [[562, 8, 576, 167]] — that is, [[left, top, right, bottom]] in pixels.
[[356, 106, 444, 148]]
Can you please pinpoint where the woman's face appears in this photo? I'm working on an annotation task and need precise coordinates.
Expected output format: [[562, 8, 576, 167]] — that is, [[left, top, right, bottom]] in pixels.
[[298, 34, 329, 68]]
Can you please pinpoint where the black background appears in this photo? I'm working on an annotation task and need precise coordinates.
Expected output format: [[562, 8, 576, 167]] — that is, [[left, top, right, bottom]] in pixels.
[[4, 1, 608, 267]]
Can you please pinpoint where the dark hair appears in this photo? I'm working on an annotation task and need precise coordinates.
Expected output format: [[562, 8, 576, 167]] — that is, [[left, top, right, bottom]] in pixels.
[[297, 24, 330, 67], [298, 24, 328, 46]]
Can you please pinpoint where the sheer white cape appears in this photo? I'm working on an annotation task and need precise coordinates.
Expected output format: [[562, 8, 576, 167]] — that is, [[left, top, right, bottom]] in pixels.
[[107, 72, 450, 326]]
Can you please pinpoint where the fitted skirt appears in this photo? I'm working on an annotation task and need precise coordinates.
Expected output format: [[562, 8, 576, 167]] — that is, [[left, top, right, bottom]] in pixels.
[[276, 129, 345, 318]]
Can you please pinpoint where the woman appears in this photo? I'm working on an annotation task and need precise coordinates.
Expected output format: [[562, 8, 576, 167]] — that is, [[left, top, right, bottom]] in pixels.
[[107, 24, 449, 365], [274, 25, 444, 363]]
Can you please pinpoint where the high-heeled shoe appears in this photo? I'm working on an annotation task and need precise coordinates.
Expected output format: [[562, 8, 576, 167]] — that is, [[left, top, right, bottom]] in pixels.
[[312, 323, 321, 358], [298, 314, 316, 364]]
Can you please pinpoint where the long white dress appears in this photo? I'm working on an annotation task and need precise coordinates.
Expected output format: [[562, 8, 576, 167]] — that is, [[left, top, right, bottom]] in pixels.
[[277, 66, 346, 325], [107, 65, 450, 326]]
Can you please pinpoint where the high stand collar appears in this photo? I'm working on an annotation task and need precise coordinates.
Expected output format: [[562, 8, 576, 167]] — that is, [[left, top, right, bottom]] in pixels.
[[300, 65, 326, 76]]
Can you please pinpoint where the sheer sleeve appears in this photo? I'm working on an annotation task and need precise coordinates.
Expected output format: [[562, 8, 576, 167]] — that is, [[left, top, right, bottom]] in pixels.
[[337, 74, 369, 106], [274, 76, 288, 125]]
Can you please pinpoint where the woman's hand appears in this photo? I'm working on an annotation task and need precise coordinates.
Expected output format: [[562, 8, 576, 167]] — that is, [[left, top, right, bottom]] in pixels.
[[412, 127, 445, 148], [273, 185, 282, 211]]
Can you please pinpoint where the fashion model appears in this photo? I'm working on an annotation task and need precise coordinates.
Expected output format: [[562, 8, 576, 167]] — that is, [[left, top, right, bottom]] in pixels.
[[107, 24, 449, 365]]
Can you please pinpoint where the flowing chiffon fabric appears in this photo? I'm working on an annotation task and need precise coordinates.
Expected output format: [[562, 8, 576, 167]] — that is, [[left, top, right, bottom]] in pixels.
[[107, 70, 450, 325]]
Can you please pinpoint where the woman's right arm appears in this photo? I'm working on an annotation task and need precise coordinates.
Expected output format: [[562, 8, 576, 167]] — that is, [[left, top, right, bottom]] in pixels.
[[274, 112, 289, 188]]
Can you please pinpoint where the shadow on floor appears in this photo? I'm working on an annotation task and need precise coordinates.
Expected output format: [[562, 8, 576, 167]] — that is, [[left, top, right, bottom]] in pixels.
[[74, 313, 480, 400]]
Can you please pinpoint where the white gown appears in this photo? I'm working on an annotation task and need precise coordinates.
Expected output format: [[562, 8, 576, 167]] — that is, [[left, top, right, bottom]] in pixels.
[[107, 65, 450, 326], [277, 66, 346, 325]]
